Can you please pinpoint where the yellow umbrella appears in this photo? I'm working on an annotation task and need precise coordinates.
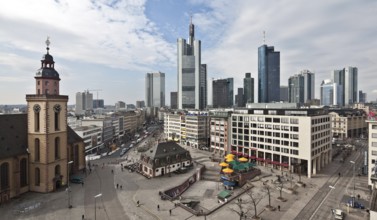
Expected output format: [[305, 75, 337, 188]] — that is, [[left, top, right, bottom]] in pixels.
[[239, 157, 248, 162], [222, 167, 234, 173], [225, 154, 235, 158], [226, 158, 234, 163], [219, 162, 229, 167]]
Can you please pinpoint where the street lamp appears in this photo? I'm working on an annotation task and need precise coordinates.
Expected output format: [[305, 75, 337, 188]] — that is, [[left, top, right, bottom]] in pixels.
[[67, 160, 74, 208], [94, 193, 102, 220], [350, 160, 356, 207]]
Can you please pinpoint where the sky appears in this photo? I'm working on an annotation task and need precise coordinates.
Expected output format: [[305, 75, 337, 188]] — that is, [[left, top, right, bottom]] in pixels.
[[1, 0, 377, 105]]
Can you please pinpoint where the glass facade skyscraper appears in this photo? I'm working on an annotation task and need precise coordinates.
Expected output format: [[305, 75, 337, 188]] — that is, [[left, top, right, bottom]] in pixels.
[[332, 67, 358, 106], [243, 72, 254, 104], [212, 78, 234, 108], [320, 79, 342, 106], [145, 72, 165, 108], [258, 45, 280, 103], [177, 20, 207, 110], [288, 70, 315, 105]]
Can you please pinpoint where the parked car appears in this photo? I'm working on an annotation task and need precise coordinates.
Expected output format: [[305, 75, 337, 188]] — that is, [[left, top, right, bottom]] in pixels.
[[120, 148, 128, 156], [347, 199, 365, 209], [70, 176, 83, 184], [332, 209, 344, 219]]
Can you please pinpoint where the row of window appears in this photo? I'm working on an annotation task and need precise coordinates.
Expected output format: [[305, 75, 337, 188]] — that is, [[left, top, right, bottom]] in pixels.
[[34, 137, 61, 161], [0, 159, 28, 190]]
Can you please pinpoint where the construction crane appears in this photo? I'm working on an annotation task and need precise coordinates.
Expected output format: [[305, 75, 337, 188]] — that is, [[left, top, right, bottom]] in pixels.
[[86, 89, 102, 100]]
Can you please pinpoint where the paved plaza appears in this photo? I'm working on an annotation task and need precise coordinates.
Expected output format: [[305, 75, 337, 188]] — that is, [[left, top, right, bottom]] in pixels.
[[0, 143, 370, 220]]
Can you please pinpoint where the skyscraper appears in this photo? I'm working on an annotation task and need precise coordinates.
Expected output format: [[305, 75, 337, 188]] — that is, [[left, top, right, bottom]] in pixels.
[[75, 90, 93, 115], [235, 88, 245, 107], [288, 70, 315, 104], [320, 79, 342, 106], [145, 72, 165, 108], [170, 92, 178, 109], [280, 86, 288, 102], [177, 19, 207, 110], [243, 73, 254, 104], [258, 44, 280, 103], [212, 78, 234, 108], [359, 90, 367, 103], [332, 67, 358, 106]]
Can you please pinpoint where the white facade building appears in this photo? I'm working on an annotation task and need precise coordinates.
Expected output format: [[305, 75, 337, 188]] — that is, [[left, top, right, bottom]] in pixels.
[[74, 125, 103, 155], [230, 106, 332, 178]]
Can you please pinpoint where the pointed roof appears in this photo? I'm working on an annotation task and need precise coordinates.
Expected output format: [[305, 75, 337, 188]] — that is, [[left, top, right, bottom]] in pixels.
[[143, 141, 189, 159], [35, 37, 60, 80]]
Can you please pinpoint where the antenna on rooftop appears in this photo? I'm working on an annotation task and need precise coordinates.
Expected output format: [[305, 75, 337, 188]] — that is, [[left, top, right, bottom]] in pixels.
[[263, 31, 266, 44]]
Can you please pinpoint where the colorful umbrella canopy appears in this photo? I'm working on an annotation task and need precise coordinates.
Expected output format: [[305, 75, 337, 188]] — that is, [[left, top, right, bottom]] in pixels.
[[239, 157, 248, 162], [225, 154, 235, 158], [226, 158, 234, 162], [219, 162, 229, 167], [222, 168, 234, 173]]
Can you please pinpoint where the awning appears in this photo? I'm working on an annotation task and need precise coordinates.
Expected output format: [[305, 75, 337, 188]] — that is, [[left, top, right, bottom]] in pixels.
[[218, 190, 232, 199], [223, 181, 236, 186], [256, 158, 264, 161], [281, 163, 289, 167], [249, 155, 256, 159], [271, 161, 280, 165]]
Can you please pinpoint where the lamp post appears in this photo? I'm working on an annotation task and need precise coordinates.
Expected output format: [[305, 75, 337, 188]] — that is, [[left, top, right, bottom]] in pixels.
[[67, 160, 73, 208], [350, 160, 356, 207], [94, 193, 102, 220]]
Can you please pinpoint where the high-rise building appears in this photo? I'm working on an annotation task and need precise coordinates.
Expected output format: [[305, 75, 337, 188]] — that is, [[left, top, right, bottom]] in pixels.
[[332, 67, 358, 106], [115, 101, 126, 111], [212, 78, 234, 108], [93, 99, 104, 108], [280, 86, 288, 102], [243, 73, 254, 104], [320, 79, 343, 106], [359, 90, 367, 103], [235, 88, 245, 107], [177, 19, 207, 110], [136, 100, 145, 108], [170, 92, 178, 109], [145, 72, 165, 108], [288, 70, 315, 104], [258, 44, 280, 103], [75, 90, 93, 115]]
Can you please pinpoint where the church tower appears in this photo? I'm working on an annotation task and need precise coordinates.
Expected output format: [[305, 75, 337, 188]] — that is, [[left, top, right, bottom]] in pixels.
[[26, 38, 69, 192]]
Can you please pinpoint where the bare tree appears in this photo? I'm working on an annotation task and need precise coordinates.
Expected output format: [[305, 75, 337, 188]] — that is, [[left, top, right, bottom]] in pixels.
[[245, 190, 264, 219], [275, 179, 286, 201], [228, 198, 250, 220], [263, 181, 274, 210]]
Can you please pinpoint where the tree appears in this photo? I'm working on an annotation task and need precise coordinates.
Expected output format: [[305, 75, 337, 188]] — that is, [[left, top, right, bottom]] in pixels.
[[245, 190, 264, 219], [275, 178, 286, 202], [228, 198, 250, 220], [263, 181, 274, 210]]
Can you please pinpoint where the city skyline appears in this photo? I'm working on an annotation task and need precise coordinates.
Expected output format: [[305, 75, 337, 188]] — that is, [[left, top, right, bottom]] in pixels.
[[1, 0, 377, 105]]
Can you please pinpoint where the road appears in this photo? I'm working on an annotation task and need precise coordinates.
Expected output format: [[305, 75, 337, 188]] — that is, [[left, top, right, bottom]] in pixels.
[[294, 139, 368, 220]]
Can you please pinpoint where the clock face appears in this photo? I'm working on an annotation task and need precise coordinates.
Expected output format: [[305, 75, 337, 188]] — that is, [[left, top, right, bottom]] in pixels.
[[53, 104, 61, 113], [33, 104, 41, 113]]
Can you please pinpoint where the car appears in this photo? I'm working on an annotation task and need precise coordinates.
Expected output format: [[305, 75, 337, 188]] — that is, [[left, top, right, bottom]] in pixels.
[[332, 209, 344, 220], [347, 199, 365, 209], [129, 144, 134, 148], [120, 148, 128, 156], [70, 176, 83, 184]]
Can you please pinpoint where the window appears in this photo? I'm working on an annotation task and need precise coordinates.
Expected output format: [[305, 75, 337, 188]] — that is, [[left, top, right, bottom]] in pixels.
[[20, 158, 27, 187], [372, 151, 377, 156], [54, 104, 61, 130], [372, 142, 377, 147], [35, 138, 40, 161], [33, 104, 41, 132], [1, 163, 10, 189], [55, 137, 60, 159], [35, 168, 40, 186], [372, 133, 377, 138]]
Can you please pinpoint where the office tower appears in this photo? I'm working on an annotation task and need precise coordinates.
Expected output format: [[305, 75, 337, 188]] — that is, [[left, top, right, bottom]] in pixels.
[[75, 90, 93, 115], [288, 70, 315, 104], [280, 86, 288, 102], [243, 73, 254, 104], [359, 91, 367, 103], [332, 67, 358, 106], [115, 101, 126, 111], [170, 92, 178, 109], [177, 19, 207, 110], [145, 72, 165, 108], [212, 78, 234, 108], [235, 88, 245, 107], [320, 79, 343, 106], [258, 44, 280, 103], [136, 100, 145, 108], [93, 99, 104, 109]]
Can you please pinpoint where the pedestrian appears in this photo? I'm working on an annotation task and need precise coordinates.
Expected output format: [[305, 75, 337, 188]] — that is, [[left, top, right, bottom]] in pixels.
[[169, 209, 172, 216], [157, 204, 160, 211], [111, 169, 114, 174], [120, 185, 122, 190], [137, 200, 140, 207], [116, 183, 119, 189], [82, 214, 84, 220], [81, 182, 84, 187], [338, 172, 341, 177], [278, 205, 280, 211]]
